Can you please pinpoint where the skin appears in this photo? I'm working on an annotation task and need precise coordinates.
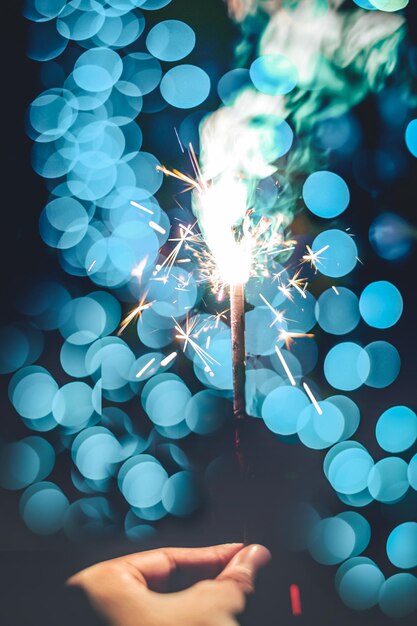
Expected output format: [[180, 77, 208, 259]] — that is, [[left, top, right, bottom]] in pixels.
[[67, 543, 271, 626]]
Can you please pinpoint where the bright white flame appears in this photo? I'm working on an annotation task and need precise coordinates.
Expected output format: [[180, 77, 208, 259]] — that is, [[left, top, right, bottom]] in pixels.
[[195, 175, 252, 286]]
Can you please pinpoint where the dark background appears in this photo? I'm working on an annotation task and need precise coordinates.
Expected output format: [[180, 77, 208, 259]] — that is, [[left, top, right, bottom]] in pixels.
[[1, 1, 417, 625]]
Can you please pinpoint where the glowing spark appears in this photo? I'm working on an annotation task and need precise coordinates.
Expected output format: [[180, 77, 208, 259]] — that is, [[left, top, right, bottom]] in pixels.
[[87, 260, 96, 273], [160, 352, 177, 367], [259, 293, 285, 327], [154, 223, 198, 279], [149, 221, 166, 235], [130, 200, 154, 215], [332, 286, 340, 295], [136, 357, 156, 379], [158, 158, 295, 295], [274, 345, 297, 386], [174, 127, 184, 153], [279, 330, 315, 350], [118, 293, 154, 336], [131, 256, 149, 279], [174, 316, 219, 374], [206, 336, 211, 350], [288, 269, 308, 299], [278, 283, 294, 303], [157, 164, 203, 192], [302, 382, 322, 415], [213, 309, 229, 328], [302, 244, 330, 271], [174, 271, 192, 291]]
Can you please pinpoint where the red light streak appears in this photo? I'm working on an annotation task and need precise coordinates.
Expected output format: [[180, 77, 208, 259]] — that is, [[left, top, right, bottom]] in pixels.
[[290, 584, 302, 616]]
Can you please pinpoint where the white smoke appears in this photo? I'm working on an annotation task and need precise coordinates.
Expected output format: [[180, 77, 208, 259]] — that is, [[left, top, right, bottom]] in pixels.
[[226, 0, 281, 21], [260, 3, 404, 90], [201, 0, 405, 184]]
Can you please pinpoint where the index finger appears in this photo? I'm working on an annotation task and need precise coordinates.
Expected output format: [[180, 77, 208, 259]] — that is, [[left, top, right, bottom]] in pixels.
[[119, 543, 245, 591]]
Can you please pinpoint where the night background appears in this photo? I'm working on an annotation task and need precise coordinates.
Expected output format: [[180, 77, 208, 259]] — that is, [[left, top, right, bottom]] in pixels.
[[1, 1, 417, 625]]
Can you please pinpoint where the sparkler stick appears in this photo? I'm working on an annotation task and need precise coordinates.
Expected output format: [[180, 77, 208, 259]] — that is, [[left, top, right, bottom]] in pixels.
[[230, 282, 246, 421], [230, 282, 247, 458]]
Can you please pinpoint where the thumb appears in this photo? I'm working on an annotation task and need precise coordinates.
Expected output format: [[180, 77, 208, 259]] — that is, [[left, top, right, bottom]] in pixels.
[[216, 544, 271, 594]]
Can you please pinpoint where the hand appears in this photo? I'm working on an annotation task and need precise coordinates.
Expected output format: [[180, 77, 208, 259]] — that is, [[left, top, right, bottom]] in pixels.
[[67, 543, 271, 626]]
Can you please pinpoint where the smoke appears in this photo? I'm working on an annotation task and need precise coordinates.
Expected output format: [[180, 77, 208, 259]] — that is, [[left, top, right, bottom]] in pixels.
[[196, 0, 406, 232], [260, 4, 405, 129], [225, 0, 280, 21]]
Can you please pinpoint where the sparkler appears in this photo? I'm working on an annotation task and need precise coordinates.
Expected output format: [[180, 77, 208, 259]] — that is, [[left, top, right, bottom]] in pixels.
[[158, 150, 297, 418]]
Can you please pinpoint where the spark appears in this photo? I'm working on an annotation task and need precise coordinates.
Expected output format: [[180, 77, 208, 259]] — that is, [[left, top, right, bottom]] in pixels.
[[212, 309, 229, 328], [302, 382, 323, 415], [118, 292, 154, 336], [136, 357, 156, 379], [149, 221, 166, 235], [287, 269, 308, 299], [130, 200, 154, 215], [277, 282, 295, 303], [194, 309, 229, 339], [206, 336, 211, 350], [175, 272, 192, 291], [154, 223, 199, 279], [174, 127, 184, 153], [274, 345, 297, 386], [278, 329, 315, 350], [87, 260, 96, 273], [271, 266, 289, 283], [157, 156, 296, 296], [174, 315, 219, 375], [302, 244, 330, 271], [160, 352, 177, 367], [156, 163, 204, 193], [217, 284, 225, 302], [131, 256, 149, 279], [259, 293, 285, 327], [332, 285, 340, 295]]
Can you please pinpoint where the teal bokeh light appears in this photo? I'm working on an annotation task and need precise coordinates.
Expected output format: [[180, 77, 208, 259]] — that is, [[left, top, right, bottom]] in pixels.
[[359, 281, 403, 329], [387, 522, 417, 569], [303, 171, 350, 218]]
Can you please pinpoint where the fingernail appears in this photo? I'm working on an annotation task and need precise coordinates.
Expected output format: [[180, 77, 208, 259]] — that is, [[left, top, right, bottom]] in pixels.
[[232, 544, 271, 572]]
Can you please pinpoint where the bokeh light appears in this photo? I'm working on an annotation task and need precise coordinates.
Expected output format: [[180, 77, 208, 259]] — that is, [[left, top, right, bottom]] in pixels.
[[20, 482, 69, 535], [160, 65, 211, 109], [379, 574, 417, 618], [386, 522, 417, 569], [262, 386, 309, 435], [316, 288, 359, 335], [359, 281, 403, 329], [369, 213, 412, 261], [376, 406, 417, 453], [250, 55, 298, 95], [303, 171, 350, 218], [308, 517, 356, 565], [146, 20, 196, 62], [312, 230, 358, 278], [365, 341, 400, 388], [367, 457, 409, 503], [337, 560, 384, 610], [324, 342, 370, 391], [405, 119, 417, 156]]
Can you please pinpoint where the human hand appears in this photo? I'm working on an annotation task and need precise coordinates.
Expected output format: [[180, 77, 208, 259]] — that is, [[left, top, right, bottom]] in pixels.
[[67, 543, 271, 626]]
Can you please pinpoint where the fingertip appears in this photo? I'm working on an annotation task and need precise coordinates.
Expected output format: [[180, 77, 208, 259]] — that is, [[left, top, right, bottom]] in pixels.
[[229, 543, 272, 572]]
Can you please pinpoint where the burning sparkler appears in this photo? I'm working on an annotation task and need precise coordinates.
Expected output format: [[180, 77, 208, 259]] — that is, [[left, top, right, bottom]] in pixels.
[[157, 147, 296, 432]]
